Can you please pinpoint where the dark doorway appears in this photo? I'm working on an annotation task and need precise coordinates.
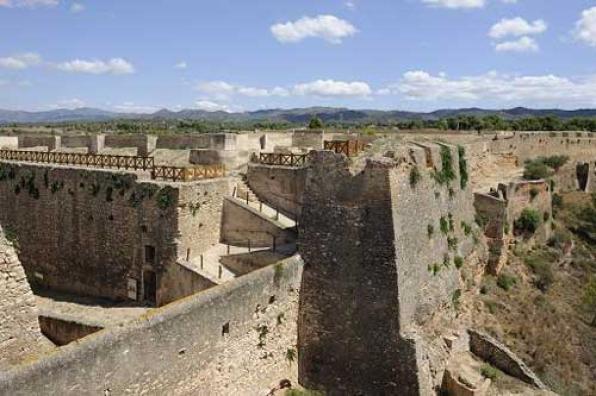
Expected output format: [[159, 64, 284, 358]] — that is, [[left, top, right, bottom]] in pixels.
[[143, 270, 157, 305], [576, 163, 589, 192]]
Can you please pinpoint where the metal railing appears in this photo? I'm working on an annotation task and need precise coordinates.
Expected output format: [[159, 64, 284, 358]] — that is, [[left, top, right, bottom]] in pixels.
[[0, 149, 225, 182]]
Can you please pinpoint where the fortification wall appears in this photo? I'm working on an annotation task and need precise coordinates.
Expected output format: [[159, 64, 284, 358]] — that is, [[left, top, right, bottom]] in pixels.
[[0, 226, 48, 369], [0, 256, 303, 395], [221, 197, 296, 248], [489, 132, 595, 162], [247, 164, 307, 219], [0, 161, 229, 306], [0, 136, 18, 149], [291, 130, 324, 149], [18, 136, 61, 151], [392, 143, 476, 328], [104, 134, 156, 156], [156, 133, 237, 151], [297, 144, 478, 394]]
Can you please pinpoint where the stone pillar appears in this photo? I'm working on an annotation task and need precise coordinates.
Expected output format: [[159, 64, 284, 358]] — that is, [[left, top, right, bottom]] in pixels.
[[89, 134, 105, 154]]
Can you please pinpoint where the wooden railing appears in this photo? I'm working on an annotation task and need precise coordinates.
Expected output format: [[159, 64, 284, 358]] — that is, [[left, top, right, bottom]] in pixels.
[[324, 140, 365, 157], [258, 153, 309, 167], [151, 165, 226, 182], [0, 149, 225, 182], [0, 150, 154, 170]]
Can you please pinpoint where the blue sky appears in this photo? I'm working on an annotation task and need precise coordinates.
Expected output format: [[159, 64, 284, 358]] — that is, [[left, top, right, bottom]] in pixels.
[[1, 0, 595, 113]]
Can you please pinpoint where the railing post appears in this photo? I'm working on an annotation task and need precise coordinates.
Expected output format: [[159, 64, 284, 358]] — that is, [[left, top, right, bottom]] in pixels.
[[246, 191, 249, 205], [227, 244, 230, 255], [218, 265, 222, 279], [259, 202, 263, 212], [200, 254, 204, 270], [272, 236, 277, 252], [275, 208, 279, 221], [248, 239, 251, 253]]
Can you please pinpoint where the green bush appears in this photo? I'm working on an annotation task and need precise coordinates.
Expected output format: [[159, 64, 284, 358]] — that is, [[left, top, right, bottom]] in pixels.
[[454, 256, 464, 269], [523, 160, 552, 180], [525, 251, 556, 292], [481, 364, 500, 380], [427, 224, 434, 238], [514, 208, 541, 235], [440, 217, 449, 235], [497, 273, 517, 291], [529, 187, 539, 201]]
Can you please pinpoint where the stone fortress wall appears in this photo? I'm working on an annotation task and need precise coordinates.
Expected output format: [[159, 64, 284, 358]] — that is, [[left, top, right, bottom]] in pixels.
[[0, 130, 594, 395], [0, 226, 49, 370], [0, 161, 231, 306], [0, 256, 303, 395]]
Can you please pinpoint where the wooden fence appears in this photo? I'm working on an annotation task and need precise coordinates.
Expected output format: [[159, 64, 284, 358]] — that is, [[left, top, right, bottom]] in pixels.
[[258, 153, 309, 167], [323, 140, 365, 157], [0, 149, 225, 182]]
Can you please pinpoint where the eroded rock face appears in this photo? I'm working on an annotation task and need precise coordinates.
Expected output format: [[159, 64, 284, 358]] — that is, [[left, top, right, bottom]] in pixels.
[[0, 226, 49, 369]]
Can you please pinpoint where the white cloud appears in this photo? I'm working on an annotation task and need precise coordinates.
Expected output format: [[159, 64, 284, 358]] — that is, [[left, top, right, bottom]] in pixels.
[[196, 79, 371, 100], [575, 7, 596, 47], [112, 102, 160, 113], [195, 100, 234, 113], [495, 36, 538, 52], [292, 79, 371, 97], [345, 1, 356, 10], [47, 98, 86, 109], [489, 17, 547, 39], [421, 0, 485, 9], [0, 52, 42, 69], [174, 61, 187, 69], [501, 0, 518, 3], [70, 2, 84, 13], [385, 70, 596, 106], [56, 58, 135, 75], [0, 0, 58, 7], [195, 81, 289, 100], [271, 15, 357, 44]]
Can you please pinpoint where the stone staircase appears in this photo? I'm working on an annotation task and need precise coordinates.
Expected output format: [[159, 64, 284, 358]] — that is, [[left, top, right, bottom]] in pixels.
[[232, 178, 296, 228]]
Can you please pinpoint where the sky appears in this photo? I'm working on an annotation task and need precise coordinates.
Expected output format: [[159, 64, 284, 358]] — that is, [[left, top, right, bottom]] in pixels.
[[0, 0, 595, 113]]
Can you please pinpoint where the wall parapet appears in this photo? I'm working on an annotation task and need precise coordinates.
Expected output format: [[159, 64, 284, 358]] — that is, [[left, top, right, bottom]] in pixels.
[[0, 255, 303, 395]]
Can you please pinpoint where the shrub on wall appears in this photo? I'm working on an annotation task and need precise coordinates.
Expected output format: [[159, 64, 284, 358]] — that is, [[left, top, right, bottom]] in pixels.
[[458, 145, 469, 189], [514, 208, 541, 235]]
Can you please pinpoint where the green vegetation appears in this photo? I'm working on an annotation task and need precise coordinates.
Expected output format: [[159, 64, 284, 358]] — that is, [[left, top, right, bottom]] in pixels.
[[454, 256, 464, 269], [432, 145, 456, 185], [461, 221, 472, 236], [285, 348, 297, 364], [308, 116, 323, 129], [481, 364, 500, 381], [529, 187, 539, 201], [497, 272, 517, 291], [514, 208, 541, 235], [440, 216, 449, 235], [458, 145, 468, 189], [156, 188, 174, 210], [523, 155, 569, 180], [452, 289, 462, 309], [409, 166, 421, 188], [524, 250, 556, 292], [583, 276, 596, 327]]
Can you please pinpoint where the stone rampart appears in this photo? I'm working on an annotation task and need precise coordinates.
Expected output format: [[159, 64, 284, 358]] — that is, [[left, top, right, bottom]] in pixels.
[[18, 136, 61, 151], [0, 225, 47, 369], [297, 143, 477, 395], [104, 134, 157, 156], [221, 197, 297, 248], [0, 161, 230, 306], [0, 256, 303, 395], [291, 130, 324, 149], [247, 163, 307, 219]]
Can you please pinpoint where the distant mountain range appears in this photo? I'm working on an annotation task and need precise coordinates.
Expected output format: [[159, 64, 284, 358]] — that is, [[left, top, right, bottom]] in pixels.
[[1, 106, 596, 124]]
